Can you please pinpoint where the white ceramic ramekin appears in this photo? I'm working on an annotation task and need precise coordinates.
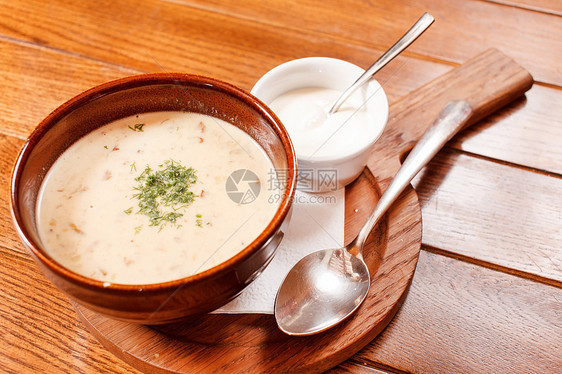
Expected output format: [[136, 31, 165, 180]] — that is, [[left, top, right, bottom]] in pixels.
[[251, 57, 388, 192]]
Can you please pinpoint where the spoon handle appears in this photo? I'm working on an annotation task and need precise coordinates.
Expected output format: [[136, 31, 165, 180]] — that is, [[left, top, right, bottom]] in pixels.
[[352, 100, 473, 254], [329, 12, 434, 114]]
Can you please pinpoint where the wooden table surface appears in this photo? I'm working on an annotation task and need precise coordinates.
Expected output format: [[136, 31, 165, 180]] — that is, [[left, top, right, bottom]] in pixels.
[[1, 1, 561, 373]]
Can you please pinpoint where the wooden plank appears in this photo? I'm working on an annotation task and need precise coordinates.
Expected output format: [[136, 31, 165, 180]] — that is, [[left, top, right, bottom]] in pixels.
[[2, 46, 556, 286], [453, 84, 562, 175], [0, 40, 140, 139], [0, 0, 450, 98], [331, 361, 398, 374], [484, 0, 562, 16], [364, 47, 560, 284], [0, 134, 25, 253], [0, 0, 399, 87], [4, 242, 559, 373], [174, 0, 562, 86], [0, 40, 449, 139], [4, 15, 562, 178], [0, 246, 140, 373], [413, 148, 562, 284], [0, 240, 385, 374], [6, 33, 562, 179], [369, 48, 533, 183], [357, 249, 562, 373]]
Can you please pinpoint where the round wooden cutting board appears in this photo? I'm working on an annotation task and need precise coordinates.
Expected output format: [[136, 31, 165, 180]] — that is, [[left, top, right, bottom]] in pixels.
[[74, 166, 423, 373]]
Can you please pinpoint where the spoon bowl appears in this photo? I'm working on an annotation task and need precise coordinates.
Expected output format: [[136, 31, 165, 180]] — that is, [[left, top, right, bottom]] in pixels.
[[275, 100, 473, 335], [275, 248, 370, 335]]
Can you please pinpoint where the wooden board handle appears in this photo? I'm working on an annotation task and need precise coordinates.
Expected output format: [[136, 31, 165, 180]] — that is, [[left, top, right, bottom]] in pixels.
[[370, 48, 533, 171]]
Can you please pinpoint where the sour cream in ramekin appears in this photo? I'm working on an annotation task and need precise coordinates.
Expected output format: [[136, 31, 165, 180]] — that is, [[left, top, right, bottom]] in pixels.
[[252, 57, 388, 192]]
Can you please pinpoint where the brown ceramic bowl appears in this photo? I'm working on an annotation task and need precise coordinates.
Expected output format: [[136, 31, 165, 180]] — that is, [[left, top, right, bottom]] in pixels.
[[10, 73, 296, 324]]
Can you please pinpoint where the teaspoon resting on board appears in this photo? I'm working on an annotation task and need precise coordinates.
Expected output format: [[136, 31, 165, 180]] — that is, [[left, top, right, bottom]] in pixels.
[[275, 100, 473, 336]]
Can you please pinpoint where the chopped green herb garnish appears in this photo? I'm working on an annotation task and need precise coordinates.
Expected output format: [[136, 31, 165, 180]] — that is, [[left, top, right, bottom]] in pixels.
[[124, 207, 133, 215], [130, 161, 137, 172], [134, 225, 143, 234], [104, 145, 108, 149], [132, 159, 197, 229], [128, 123, 145, 132], [195, 214, 203, 227]]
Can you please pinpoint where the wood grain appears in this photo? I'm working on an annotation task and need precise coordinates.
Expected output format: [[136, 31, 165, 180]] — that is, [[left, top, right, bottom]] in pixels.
[[0, 0, 453, 99], [452, 84, 562, 175], [0, 0, 392, 87], [413, 148, 562, 284], [0, 134, 25, 253], [329, 361, 396, 374], [484, 0, 562, 16], [0, 246, 140, 373], [0, 39, 452, 138], [4, 33, 562, 178], [369, 48, 533, 188], [0, 40, 140, 140], [175, 0, 562, 85], [356, 249, 562, 374]]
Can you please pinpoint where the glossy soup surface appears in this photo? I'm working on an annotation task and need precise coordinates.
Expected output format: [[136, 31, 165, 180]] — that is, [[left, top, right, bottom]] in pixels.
[[36, 111, 280, 285]]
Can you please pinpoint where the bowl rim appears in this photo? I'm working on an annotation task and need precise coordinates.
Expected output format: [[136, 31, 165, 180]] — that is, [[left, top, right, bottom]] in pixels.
[[251, 56, 389, 163], [10, 72, 297, 293]]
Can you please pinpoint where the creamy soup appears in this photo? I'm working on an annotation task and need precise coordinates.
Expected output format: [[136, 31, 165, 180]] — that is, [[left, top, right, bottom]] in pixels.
[[36, 111, 280, 285]]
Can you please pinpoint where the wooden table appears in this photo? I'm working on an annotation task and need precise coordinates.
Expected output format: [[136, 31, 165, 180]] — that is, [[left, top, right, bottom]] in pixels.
[[1, 1, 560, 372]]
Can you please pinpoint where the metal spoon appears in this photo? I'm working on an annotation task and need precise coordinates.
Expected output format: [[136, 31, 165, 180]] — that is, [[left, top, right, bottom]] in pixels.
[[329, 12, 434, 114], [275, 100, 473, 336]]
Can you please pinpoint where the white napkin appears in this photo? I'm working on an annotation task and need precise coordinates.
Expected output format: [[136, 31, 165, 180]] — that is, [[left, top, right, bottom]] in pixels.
[[214, 189, 344, 314]]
